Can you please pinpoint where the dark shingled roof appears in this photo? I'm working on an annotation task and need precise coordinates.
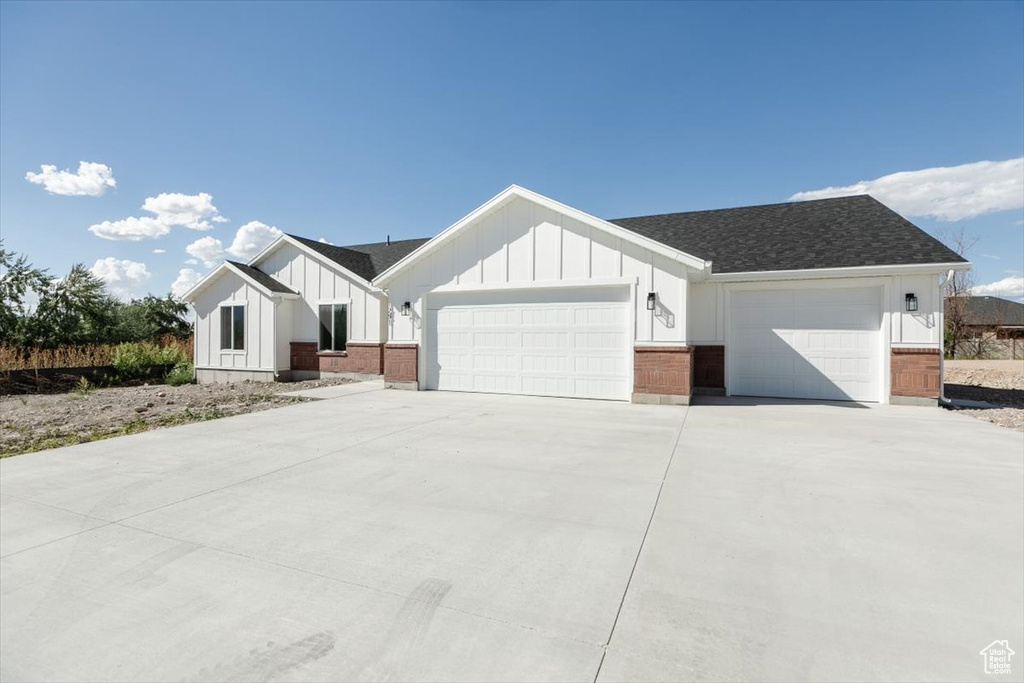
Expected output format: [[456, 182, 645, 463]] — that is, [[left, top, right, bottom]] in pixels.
[[226, 261, 297, 295], [955, 296, 1024, 327], [288, 235, 431, 281], [608, 195, 967, 274]]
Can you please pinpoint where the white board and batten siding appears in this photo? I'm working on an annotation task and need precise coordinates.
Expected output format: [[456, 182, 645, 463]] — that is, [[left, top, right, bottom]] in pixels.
[[257, 242, 386, 343], [193, 274, 277, 371], [386, 196, 690, 344], [384, 196, 692, 400]]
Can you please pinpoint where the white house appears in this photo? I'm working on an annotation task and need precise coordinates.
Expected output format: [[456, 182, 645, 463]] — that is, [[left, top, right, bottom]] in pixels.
[[185, 185, 969, 405], [182, 234, 428, 383]]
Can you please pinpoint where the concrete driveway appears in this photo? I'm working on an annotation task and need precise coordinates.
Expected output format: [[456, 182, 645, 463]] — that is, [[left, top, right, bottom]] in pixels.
[[1, 388, 1021, 682]]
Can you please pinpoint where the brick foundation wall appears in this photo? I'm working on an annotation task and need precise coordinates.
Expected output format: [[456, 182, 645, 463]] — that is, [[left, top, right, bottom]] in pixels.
[[633, 346, 693, 397], [890, 348, 941, 399], [289, 341, 383, 375], [384, 344, 418, 383], [693, 345, 725, 388]]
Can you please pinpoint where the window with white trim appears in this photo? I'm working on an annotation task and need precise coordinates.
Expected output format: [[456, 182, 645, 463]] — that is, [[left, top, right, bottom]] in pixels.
[[318, 303, 348, 352], [219, 305, 244, 350]]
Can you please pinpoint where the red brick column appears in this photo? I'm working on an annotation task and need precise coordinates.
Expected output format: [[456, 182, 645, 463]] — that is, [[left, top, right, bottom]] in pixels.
[[633, 345, 693, 404], [890, 348, 940, 401], [693, 345, 725, 389], [384, 343, 418, 388]]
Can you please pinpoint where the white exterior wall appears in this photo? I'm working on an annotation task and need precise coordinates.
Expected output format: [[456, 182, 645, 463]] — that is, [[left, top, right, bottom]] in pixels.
[[274, 299, 293, 371], [385, 196, 691, 345], [890, 273, 942, 347], [687, 274, 944, 348], [257, 243, 386, 343], [193, 273, 277, 371]]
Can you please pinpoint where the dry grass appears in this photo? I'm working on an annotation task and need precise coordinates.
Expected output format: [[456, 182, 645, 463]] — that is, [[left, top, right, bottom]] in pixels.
[[0, 336, 193, 371]]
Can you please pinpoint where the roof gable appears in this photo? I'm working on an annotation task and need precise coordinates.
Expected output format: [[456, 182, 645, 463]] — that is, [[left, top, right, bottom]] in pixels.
[[609, 195, 968, 274], [179, 261, 298, 302], [373, 185, 708, 286]]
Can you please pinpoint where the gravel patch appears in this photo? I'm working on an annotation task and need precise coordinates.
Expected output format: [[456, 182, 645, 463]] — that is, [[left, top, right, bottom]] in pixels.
[[0, 377, 357, 457], [944, 365, 1024, 432]]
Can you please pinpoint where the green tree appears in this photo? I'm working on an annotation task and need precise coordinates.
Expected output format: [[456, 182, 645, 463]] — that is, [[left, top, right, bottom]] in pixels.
[[0, 240, 54, 346], [108, 295, 192, 342], [28, 263, 113, 347]]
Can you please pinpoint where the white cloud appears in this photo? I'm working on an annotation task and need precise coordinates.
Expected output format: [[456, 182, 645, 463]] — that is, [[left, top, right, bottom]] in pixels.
[[185, 235, 225, 268], [26, 161, 116, 196], [318, 237, 334, 245], [88, 216, 171, 241], [171, 268, 203, 299], [152, 248, 166, 254], [790, 158, 1024, 221], [89, 257, 151, 299], [227, 221, 283, 260], [973, 276, 1024, 302], [89, 191, 227, 241], [184, 258, 199, 265], [142, 192, 227, 231]]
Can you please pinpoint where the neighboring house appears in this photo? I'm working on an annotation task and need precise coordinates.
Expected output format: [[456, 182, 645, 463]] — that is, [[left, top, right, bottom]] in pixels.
[[184, 185, 970, 405], [951, 295, 1024, 339], [181, 235, 428, 383]]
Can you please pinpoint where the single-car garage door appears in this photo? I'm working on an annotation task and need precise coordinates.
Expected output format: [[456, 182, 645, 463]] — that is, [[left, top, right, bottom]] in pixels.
[[729, 286, 882, 402], [426, 287, 631, 401]]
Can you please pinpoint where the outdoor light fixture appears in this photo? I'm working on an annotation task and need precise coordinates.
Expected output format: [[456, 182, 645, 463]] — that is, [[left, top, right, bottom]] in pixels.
[[401, 301, 411, 316], [647, 292, 657, 311], [905, 293, 918, 312]]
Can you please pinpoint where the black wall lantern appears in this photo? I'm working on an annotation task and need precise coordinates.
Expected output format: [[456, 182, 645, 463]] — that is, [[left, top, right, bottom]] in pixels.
[[401, 301, 411, 317], [646, 292, 657, 311], [905, 293, 918, 312]]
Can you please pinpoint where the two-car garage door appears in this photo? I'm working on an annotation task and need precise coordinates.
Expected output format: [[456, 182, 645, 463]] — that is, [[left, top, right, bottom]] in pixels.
[[426, 287, 631, 401], [729, 286, 883, 402]]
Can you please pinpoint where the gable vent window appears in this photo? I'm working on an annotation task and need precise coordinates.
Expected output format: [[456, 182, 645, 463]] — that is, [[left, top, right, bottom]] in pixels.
[[319, 303, 348, 352], [219, 305, 245, 351]]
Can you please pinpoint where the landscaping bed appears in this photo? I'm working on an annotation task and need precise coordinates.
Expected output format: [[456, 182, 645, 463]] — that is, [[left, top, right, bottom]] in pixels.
[[944, 361, 1024, 432], [0, 377, 356, 458]]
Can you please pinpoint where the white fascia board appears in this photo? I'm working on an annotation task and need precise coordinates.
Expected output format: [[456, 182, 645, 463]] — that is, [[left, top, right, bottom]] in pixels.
[[372, 184, 709, 287], [178, 263, 232, 302], [707, 261, 972, 283], [249, 234, 377, 289]]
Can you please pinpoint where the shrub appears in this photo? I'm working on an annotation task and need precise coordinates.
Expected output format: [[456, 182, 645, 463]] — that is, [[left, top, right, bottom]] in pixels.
[[111, 341, 190, 380], [165, 361, 195, 386]]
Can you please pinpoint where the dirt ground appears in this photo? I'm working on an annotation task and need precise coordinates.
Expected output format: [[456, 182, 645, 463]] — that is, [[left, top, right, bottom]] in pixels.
[[944, 361, 1024, 432], [0, 377, 355, 457]]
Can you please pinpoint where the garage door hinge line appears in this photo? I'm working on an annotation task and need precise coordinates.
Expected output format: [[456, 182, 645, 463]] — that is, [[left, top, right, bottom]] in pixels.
[[592, 406, 689, 683]]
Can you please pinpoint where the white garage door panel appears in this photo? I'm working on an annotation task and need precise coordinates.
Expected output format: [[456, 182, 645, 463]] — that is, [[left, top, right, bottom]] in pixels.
[[730, 287, 882, 402], [429, 289, 630, 401]]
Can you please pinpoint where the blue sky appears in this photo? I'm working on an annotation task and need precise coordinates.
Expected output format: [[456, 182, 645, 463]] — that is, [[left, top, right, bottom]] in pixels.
[[1, 1, 1022, 300]]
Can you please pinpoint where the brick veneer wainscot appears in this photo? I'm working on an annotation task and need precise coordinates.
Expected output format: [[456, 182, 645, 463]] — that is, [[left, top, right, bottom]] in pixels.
[[384, 344, 418, 383], [289, 342, 384, 375], [890, 347, 941, 399], [633, 345, 694, 397]]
